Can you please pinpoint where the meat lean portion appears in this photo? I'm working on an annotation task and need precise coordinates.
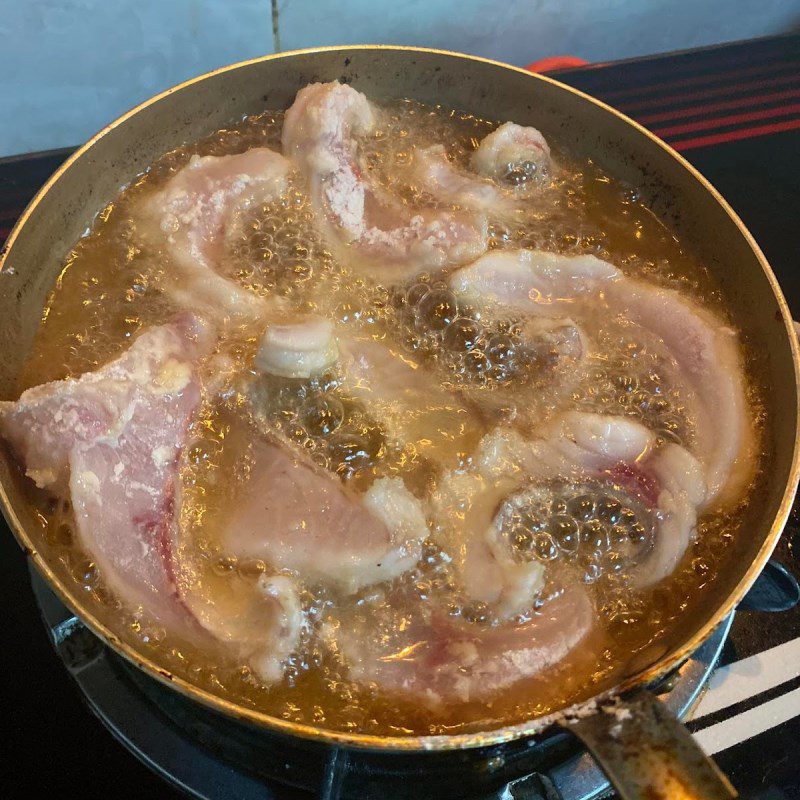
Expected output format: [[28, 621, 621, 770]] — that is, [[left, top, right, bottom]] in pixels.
[[221, 420, 428, 594], [0, 317, 303, 681], [282, 81, 487, 281], [409, 121, 552, 214], [338, 335, 481, 466], [333, 582, 597, 707], [141, 148, 291, 319], [450, 248, 755, 508]]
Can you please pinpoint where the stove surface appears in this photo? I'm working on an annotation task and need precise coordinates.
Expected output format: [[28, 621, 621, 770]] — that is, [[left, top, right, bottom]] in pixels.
[[2, 33, 800, 800]]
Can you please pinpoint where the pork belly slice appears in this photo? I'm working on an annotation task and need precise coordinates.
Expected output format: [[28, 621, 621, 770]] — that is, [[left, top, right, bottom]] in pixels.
[[614, 279, 754, 505], [282, 81, 487, 282], [430, 411, 654, 617], [220, 419, 428, 594], [0, 316, 303, 682], [410, 122, 552, 214], [141, 147, 291, 319], [253, 318, 482, 468], [186, 571, 306, 684], [338, 335, 481, 467], [432, 468, 547, 619], [0, 316, 211, 626], [450, 249, 619, 315], [464, 412, 707, 592], [332, 582, 596, 707], [410, 145, 508, 214], [255, 313, 339, 379], [450, 248, 755, 507]]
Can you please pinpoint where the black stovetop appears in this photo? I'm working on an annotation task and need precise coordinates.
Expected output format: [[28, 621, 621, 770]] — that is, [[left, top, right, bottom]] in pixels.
[[2, 33, 800, 800]]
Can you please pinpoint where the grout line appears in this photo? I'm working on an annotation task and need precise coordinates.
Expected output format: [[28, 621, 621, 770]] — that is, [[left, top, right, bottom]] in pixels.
[[271, 0, 282, 53]]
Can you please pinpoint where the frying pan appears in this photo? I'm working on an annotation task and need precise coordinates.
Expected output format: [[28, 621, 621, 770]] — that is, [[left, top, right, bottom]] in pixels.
[[0, 46, 798, 800]]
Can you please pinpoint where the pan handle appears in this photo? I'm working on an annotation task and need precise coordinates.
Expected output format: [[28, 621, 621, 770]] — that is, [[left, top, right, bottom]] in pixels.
[[564, 689, 737, 800]]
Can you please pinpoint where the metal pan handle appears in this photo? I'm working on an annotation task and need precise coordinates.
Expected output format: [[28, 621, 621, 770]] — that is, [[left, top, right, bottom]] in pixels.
[[564, 689, 737, 800]]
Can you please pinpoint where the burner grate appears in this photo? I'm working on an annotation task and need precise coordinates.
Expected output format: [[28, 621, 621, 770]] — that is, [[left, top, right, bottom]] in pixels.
[[28, 565, 732, 800]]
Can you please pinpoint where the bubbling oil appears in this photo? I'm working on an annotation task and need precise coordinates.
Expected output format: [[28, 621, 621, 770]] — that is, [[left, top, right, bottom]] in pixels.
[[19, 97, 763, 737]]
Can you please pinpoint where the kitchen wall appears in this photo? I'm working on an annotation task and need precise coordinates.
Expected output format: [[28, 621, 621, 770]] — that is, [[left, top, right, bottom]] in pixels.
[[0, 0, 797, 156]]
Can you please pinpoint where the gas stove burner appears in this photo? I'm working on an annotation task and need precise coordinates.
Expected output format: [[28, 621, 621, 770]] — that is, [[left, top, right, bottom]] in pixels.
[[28, 565, 733, 800]]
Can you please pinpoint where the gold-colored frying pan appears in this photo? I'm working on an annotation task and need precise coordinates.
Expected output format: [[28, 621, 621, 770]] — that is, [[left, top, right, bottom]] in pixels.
[[1, 46, 798, 799]]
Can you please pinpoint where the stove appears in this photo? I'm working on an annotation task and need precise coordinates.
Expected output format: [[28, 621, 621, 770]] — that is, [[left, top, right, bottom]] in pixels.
[[3, 33, 800, 800], [26, 563, 738, 800]]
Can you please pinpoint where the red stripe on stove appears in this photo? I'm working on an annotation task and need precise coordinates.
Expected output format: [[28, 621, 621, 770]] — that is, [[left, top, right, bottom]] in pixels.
[[671, 117, 800, 151], [601, 59, 800, 100], [638, 87, 800, 125], [617, 73, 800, 113], [652, 103, 800, 138]]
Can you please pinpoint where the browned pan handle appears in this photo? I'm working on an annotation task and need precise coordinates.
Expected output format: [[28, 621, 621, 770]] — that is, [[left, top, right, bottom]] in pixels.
[[564, 689, 737, 800]]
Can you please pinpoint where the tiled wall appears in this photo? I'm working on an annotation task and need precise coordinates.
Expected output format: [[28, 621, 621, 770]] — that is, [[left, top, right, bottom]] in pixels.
[[0, 0, 796, 156]]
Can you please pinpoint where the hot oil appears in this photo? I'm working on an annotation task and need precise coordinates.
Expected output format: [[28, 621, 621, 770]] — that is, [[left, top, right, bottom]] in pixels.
[[20, 97, 765, 737]]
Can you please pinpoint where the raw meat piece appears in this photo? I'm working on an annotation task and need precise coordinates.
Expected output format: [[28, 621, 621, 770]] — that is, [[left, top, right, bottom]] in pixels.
[[256, 314, 339, 378], [282, 81, 487, 282], [221, 425, 428, 594], [466, 412, 707, 589], [333, 582, 596, 706], [0, 316, 303, 681], [142, 148, 291, 318], [472, 121, 551, 187], [451, 249, 755, 507], [409, 121, 552, 212]]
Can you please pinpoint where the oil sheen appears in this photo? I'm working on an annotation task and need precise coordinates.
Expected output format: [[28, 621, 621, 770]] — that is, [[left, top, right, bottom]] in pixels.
[[19, 99, 764, 737]]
